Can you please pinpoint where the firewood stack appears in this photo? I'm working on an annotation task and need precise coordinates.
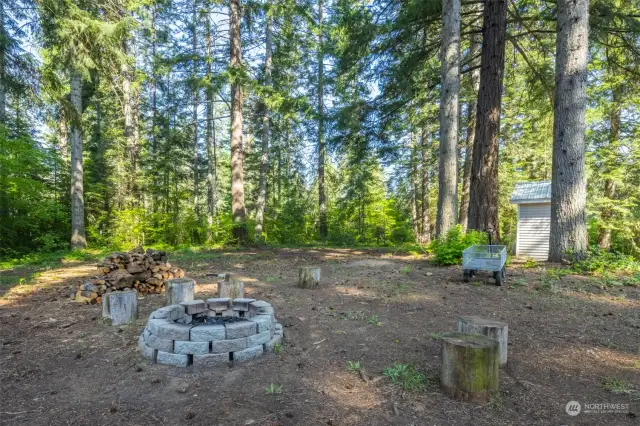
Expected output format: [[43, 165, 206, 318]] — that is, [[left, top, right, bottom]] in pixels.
[[71, 247, 185, 304]]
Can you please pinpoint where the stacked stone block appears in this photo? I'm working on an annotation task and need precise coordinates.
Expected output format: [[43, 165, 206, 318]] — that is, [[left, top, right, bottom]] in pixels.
[[138, 299, 283, 367]]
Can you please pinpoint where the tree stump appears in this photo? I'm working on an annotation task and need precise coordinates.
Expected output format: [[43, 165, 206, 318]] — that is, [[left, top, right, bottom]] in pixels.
[[165, 278, 195, 305], [440, 332, 499, 403], [456, 316, 509, 367], [298, 266, 321, 289], [102, 291, 138, 326], [218, 280, 245, 299]]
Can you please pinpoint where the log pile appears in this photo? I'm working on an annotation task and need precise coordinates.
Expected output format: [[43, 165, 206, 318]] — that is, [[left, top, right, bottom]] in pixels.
[[71, 247, 185, 304]]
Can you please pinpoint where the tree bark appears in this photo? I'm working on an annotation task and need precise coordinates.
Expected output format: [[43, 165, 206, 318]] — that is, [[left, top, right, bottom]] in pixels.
[[549, 0, 589, 261], [70, 70, 87, 249], [298, 266, 321, 289], [192, 1, 200, 217], [255, 8, 273, 241], [436, 0, 461, 238], [410, 133, 421, 241], [467, 0, 507, 242], [122, 38, 138, 200], [230, 0, 247, 240], [317, 0, 328, 239], [598, 83, 620, 250], [206, 11, 218, 242], [0, 1, 5, 125], [458, 33, 481, 232], [420, 125, 431, 243]]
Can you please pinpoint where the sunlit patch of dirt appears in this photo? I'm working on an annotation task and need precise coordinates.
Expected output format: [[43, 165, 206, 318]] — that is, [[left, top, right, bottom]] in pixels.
[[312, 371, 383, 409], [563, 290, 640, 309], [333, 286, 378, 298]]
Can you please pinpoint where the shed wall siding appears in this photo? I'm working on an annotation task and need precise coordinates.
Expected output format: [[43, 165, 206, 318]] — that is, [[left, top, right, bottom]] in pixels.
[[517, 203, 551, 260]]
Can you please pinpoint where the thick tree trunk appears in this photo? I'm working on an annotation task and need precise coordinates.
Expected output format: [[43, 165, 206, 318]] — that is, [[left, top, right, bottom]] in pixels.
[[420, 125, 431, 243], [598, 84, 620, 250], [255, 9, 273, 240], [468, 0, 507, 242], [410, 134, 421, 241], [436, 0, 461, 238], [58, 105, 69, 161], [122, 39, 138, 200], [151, 5, 157, 155], [206, 13, 218, 242], [317, 0, 328, 239], [70, 71, 87, 249], [192, 2, 200, 217], [298, 266, 321, 289], [230, 0, 247, 240], [459, 34, 481, 232], [0, 1, 5, 125], [549, 0, 589, 261]]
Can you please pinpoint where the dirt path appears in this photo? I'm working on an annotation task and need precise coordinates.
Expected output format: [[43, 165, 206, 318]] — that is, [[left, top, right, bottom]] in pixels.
[[1, 248, 639, 425]]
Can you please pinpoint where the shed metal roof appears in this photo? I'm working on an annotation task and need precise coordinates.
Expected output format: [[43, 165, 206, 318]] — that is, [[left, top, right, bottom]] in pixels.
[[510, 181, 551, 204]]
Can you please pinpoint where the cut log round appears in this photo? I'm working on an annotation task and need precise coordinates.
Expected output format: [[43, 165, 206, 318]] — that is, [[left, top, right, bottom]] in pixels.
[[165, 278, 196, 305], [298, 266, 321, 289], [102, 291, 138, 326], [440, 332, 499, 403], [456, 315, 508, 367], [218, 280, 245, 299]]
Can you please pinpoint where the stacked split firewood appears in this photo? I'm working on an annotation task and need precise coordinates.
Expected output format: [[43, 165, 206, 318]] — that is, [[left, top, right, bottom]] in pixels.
[[71, 247, 185, 304]]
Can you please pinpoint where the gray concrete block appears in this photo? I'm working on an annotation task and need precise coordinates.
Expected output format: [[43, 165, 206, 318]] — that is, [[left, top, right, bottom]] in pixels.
[[249, 300, 273, 316], [180, 299, 207, 315], [247, 329, 272, 347], [147, 318, 173, 335], [233, 345, 263, 362], [139, 335, 157, 360], [211, 337, 247, 353], [248, 315, 274, 332], [264, 334, 283, 352], [225, 321, 257, 339], [145, 333, 174, 352], [221, 309, 239, 317], [174, 340, 209, 355], [156, 322, 191, 340], [207, 297, 231, 312], [232, 298, 256, 311], [156, 351, 189, 367], [190, 324, 225, 341], [274, 322, 283, 336], [178, 314, 193, 324], [150, 305, 185, 320], [193, 353, 229, 367]]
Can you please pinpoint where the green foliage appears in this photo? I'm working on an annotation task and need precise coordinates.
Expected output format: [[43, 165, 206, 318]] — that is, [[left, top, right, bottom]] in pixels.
[[602, 377, 637, 396], [568, 246, 640, 275], [346, 360, 362, 372], [367, 314, 382, 326], [429, 226, 488, 265], [264, 383, 282, 394], [273, 343, 284, 355], [383, 363, 427, 392]]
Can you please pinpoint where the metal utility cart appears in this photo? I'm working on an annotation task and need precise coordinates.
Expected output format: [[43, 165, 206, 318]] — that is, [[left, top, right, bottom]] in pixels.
[[462, 244, 507, 286]]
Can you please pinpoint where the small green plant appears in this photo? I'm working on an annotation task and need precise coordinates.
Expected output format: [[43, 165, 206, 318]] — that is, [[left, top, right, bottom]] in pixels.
[[513, 278, 527, 286], [602, 377, 636, 395], [367, 315, 382, 326], [400, 265, 412, 274], [428, 226, 488, 266], [273, 343, 284, 354], [383, 363, 426, 392], [263, 275, 279, 283], [523, 257, 538, 269], [347, 360, 362, 372], [265, 383, 282, 394], [341, 310, 366, 321], [428, 332, 443, 340]]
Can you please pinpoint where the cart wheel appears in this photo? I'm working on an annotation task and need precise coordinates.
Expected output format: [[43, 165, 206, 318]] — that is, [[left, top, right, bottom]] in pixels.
[[470, 270, 477, 277], [495, 267, 505, 286], [463, 270, 471, 283]]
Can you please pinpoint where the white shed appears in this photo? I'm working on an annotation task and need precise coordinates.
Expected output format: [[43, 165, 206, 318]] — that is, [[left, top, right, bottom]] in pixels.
[[510, 181, 551, 260]]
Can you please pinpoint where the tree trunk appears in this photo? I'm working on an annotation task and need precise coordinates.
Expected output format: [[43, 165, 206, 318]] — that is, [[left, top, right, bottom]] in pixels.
[[298, 266, 321, 289], [192, 1, 200, 217], [230, 0, 247, 241], [410, 133, 421, 241], [456, 315, 508, 367], [598, 83, 620, 250], [317, 0, 328, 239], [0, 1, 5, 125], [420, 125, 431, 243], [467, 0, 507, 242], [549, 0, 589, 261], [151, 4, 157, 155], [206, 11, 218, 242], [218, 279, 245, 299], [70, 71, 87, 249], [122, 38, 138, 200], [58, 105, 69, 161], [436, 0, 461, 238], [459, 33, 481, 232], [165, 278, 196, 305], [255, 8, 273, 241], [103, 291, 138, 326]]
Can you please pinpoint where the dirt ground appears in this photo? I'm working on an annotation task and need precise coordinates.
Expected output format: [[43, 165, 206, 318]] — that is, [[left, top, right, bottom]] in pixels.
[[1, 248, 639, 425]]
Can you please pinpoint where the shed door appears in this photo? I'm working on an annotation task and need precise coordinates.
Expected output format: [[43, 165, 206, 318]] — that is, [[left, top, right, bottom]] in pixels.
[[517, 203, 551, 260]]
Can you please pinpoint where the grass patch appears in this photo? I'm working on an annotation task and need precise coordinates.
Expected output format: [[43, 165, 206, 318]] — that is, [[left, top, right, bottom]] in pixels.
[[265, 383, 283, 394], [367, 315, 382, 326], [346, 360, 362, 372], [383, 363, 429, 392], [602, 377, 637, 396]]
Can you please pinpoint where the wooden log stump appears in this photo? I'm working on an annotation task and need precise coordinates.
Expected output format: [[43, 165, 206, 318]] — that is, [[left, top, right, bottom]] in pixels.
[[456, 316, 509, 367], [298, 266, 321, 289], [102, 291, 138, 326], [165, 278, 196, 305], [440, 332, 499, 403], [218, 280, 245, 299]]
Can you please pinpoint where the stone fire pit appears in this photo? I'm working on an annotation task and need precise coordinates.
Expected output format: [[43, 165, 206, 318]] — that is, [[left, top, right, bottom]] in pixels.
[[139, 298, 283, 367]]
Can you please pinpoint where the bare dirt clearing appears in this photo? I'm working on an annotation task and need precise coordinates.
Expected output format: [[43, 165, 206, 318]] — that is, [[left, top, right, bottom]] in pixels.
[[1, 248, 639, 425]]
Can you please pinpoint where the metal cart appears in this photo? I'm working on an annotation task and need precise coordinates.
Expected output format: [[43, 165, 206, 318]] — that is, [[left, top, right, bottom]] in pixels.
[[462, 244, 507, 285]]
